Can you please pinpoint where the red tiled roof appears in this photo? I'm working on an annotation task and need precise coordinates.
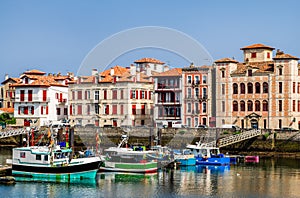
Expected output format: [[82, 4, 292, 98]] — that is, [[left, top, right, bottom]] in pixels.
[[214, 58, 238, 63], [1, 77, 21, 85], [134, 58, 165, 64], [152, 68, 182, 77], [11, 75, 70, 87], [240, 43, 274, 50], [0, 108, 14, 114], [232, 61, 274, 75]]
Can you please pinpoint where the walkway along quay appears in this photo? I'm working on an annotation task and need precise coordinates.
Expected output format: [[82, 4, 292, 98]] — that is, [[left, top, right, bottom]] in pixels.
[[1, 126, 300, 157]]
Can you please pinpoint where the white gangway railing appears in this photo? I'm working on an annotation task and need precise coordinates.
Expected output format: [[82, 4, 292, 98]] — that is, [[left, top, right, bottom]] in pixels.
[[0, 128, 28, 139]]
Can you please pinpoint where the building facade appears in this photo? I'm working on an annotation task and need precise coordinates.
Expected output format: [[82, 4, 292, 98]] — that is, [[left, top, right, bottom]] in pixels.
[[215, 43, 300, 130], [12, 70, 72, 127], [182, 64, 211, 127]]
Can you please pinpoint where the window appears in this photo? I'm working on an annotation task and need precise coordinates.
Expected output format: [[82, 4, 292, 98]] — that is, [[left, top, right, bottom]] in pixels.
[[248, 69, 252, 76], [104, 104, 109, 115], [95, 90, 99, 100], [279, 82, 283, 93], [120, 90, 124, 99], [20, 90, 25, 101], [87, 105, 90, 115], [264, 119, 267, 129], [293, 100, 296, 111], [233, 83, 238, 94], [279, 100, 282, 111], [263, 100, 268, 111], [36, 154, 41, 161], [195, 88, 199, 98], [194, 76, 200, 84], [132, 105, 136, 115], [255, 100, 260, 111], [187, 103, 191, 113], [77, 105, 82, 115], [255, 82, 260, 93], [221, 70, 225, 78], [195, 102, 199, 113], [64, 108, 67, 115], [293, 82, 296, 93], [77, 91, 82, 100], [279, 119, 282, 129], [85, 90, 90, 100], [112, 90, 118, 99], [20, 152, 26, 158], [263, 82, 268, 93], [247, 83, 253, 94], [141, 104, 145, 115], [56, 108, 60, 115], [222, 101, 225, 112], [187, 76, 192, 84], [131, 90, 136, 99], [104, 90, 107, 99], [222, 84, 225, 95], [251, 52, 256, 58], [279, 68, 283, 75], [203, 76, 207, 84], [240, 101, 245, 111], [233, 101, 238, 111], [202, 117, 207, 126], [267, 52, 270, 59], [247, 100, 253, 111], [298, 101, 300, 112], [240, 83, 245, 94], [95, 104, 99, 114], [203, 103, 207, 113], [112, 105, 117, 115], [28, 90, 32, 101], [187, 118, 191, 127], [194, 117, 199, 127], [43, 90, 47, 101], [187, 88, 192, 98], [203, 88, 207, 98]]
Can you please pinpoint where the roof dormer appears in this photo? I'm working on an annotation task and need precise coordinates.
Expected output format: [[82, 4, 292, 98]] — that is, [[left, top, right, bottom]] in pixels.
[[240, 43, 274, 63]]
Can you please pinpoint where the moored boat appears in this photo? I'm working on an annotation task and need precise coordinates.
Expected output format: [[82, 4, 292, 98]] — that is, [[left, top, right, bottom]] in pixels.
[[11, 127, 102, 182], [174, 149, 196, 166], [245, 155, 259, 163], [186, 143, 230, 166]]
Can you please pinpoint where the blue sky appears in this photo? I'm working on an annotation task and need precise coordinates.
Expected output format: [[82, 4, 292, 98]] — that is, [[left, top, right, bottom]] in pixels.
[[0, 0, 299, 79]]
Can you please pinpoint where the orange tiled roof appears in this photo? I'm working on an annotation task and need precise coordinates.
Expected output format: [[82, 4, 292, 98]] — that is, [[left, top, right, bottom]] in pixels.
[[134, 58, 165, 64], [12, 75, 70, 87], [152, 68, 182, 77], [0, 108, 14, 114], [232, 61, 274, 75], [273, 51, 299, 60], [1, 77, 21, 85], [214, 58, 238, 63], [240, 43, 274, 50], [100, 65, 128, 77], [23, 69, 46, 75]]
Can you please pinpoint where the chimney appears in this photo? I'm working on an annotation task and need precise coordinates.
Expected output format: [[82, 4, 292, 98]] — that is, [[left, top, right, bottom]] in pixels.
[[5, 74, 8, 80], [91, 69, 98, 76], [163, 65, 169, 72], [130, 64, 136, 75], [110, 68, 114, 76]]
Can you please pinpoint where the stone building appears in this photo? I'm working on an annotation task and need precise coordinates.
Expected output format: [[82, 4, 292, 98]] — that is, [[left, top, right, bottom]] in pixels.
[[214, 43, 300, 130]]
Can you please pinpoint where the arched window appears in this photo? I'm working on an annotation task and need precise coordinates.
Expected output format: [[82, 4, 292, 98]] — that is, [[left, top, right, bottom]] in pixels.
[[263, 82, 268, 93], [255, 100, 260, 111], [247, 83, 253, 94], [240, 100, 245, 111], [233, 101, 238, 111], [255, 82, 261, 93], [263, 100, 268, 111], [233, 83, 238, 94], [240, 83, 245, 94], [247, 100, 253, 111]]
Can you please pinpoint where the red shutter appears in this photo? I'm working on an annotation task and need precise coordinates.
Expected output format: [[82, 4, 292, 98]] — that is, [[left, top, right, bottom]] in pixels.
[[24, 107, 28, 115], [70, 105, 72, 115], [31, 106, 34, 115], [104, 90, 107, 99], [46, 106, 48, 114], [43, 90, 47, 101], [121, 105, 123, 115], [145, 91, 147, 99], [140, 90, 142, 99], [28, 90, 32, 101], [41, 106, 43, 114], [149, 91, 151, 99], [132, 105, 136, 115], [60, 93, 63, 102], [136, 90, 138, 99], [130, 90, 133, 99], [18, 107, 20, 115]]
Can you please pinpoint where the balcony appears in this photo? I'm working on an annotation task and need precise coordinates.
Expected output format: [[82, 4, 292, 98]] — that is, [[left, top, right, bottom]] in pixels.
[[58, 98, 67, 103]]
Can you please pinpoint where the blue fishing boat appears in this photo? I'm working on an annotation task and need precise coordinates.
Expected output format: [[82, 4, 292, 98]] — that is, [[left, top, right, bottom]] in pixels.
[[186, 143, 230, 166], [174, 149, 196, 166]]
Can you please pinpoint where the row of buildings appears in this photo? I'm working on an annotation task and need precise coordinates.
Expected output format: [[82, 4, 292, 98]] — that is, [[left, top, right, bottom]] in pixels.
[[1, 43, 299, 130]]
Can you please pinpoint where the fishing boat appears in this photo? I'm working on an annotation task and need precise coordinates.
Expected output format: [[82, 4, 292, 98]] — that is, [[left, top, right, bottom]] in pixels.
[[186, 142, 230, 166], [245, 155, 259, 163], [174, 149, 196, 166], [99, 134, 158, 173], [11, 127, 102, 182]]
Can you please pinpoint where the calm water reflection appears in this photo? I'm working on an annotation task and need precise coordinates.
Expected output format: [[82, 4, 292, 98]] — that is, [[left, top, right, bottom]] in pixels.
[[1, 148, 300, 198]]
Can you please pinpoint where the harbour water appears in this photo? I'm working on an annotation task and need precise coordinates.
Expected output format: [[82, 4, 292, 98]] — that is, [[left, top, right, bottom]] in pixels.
[[1, 148, 300, 198]]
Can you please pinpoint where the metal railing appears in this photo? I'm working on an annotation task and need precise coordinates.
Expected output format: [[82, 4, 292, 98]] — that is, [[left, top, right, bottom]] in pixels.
[[0, 128, 28, 139]]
